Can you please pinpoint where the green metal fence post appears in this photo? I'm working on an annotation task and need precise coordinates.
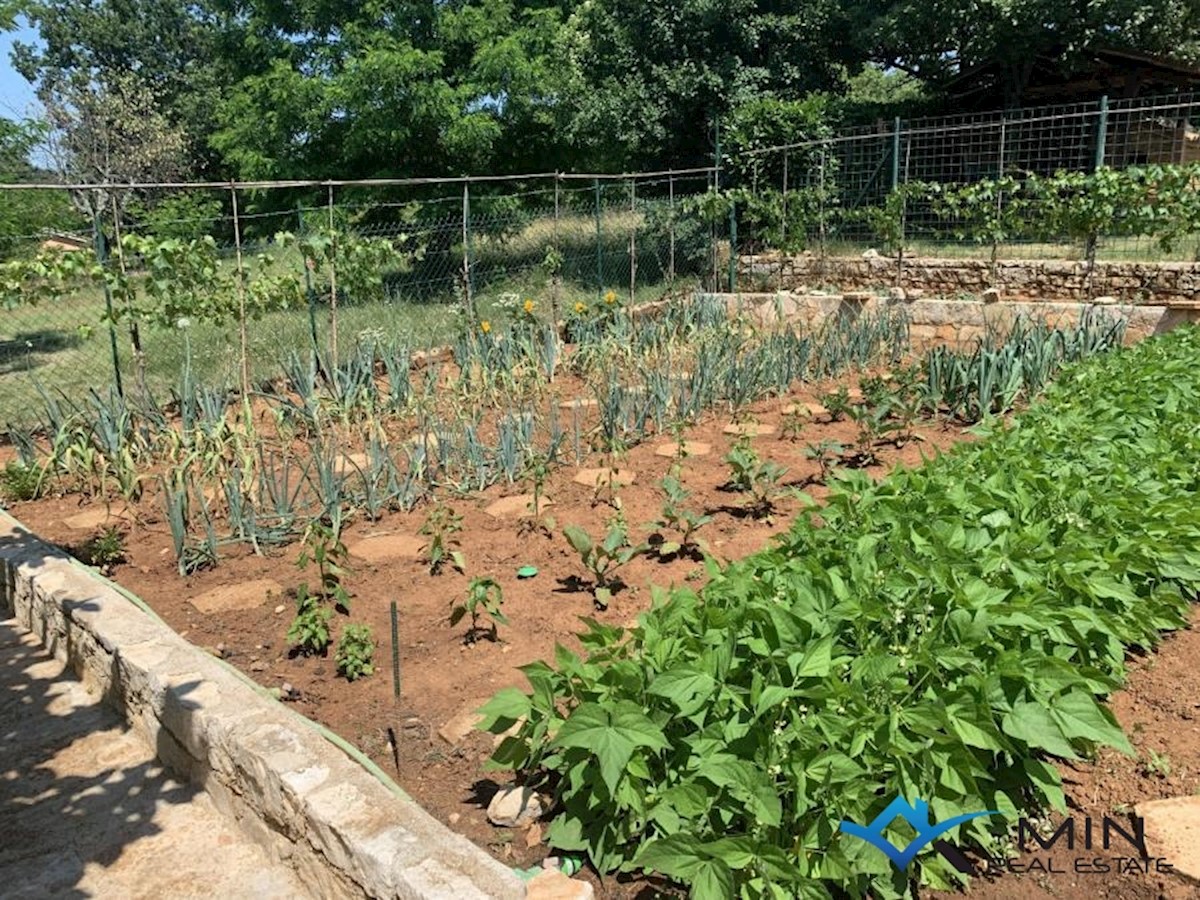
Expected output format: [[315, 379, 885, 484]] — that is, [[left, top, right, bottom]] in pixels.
[[92, 211, 124, 401], [728, 198, 737, 292], [462, 182, 475, 321], [891, 116, 902, 191], [594, 178, 602, 299], [298, 204, 319, 356], [1094, 95, 1109, 171]]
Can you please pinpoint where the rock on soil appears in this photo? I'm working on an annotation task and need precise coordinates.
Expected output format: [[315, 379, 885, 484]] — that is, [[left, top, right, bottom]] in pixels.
[[525, 869, 595, 900], [722, 422, 776, 437], [571, 468, 637, 487], [437, 700, 488, 746], [190, 579, 284, 613], [487, 785, 545, 828], [1136, 795, 1200, 885], [653, 441, 711, 458], [484, 495, 554, 519], [347, 533, 426, 564], [63, 506, 130, 531]]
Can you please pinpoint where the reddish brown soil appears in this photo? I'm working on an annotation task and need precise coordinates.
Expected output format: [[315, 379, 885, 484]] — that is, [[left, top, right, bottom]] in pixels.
[[8, 375, 1199, 898]]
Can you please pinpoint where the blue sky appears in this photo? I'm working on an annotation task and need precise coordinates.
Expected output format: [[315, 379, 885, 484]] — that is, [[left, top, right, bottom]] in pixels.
[[0, 20, 41, 121]]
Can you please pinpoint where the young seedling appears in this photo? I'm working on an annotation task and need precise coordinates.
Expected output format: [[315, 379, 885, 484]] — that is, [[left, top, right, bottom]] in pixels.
[[0, 460, 45, 502], [335, 624, 376, 681], [723, 434, 789, 519], [518, 453, 557, 538], [78, 525, 127, 573], [820, 385, 853, 422], [804, 440, 846, 483], [296, 520, 353, 612], [450, 576, 508, 643], [419, 502, 466, 575], [563, 506, 646, 609], [650, 466, 712, 559], [287, 584, 333, 655], [780, 405, 809, 442], [848, 401, 901, 466]]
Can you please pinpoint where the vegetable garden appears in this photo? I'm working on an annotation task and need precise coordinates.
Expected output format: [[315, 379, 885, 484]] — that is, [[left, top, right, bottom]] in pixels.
[[2, 111, 1200, 896]]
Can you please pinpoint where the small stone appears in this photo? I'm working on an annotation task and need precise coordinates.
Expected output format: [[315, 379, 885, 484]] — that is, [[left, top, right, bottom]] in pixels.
[[280, 682, 300, 701], [1093, 295, 1119, 305], [558, 398, 598, 411], [250, 661, 268, 673], [887, 286, 907, 301], [542, 857, 560, 871], [723, 422, 776, 437], [524, 823, 544, 848], [487, 784, 545, 828], [862, 248, 880, 259], [525, 869, 594, 900], [273, 604, 285, 614], [981, 287, 1002, 304], [438, 701, 488, 745], [448, 813, 461, 825]]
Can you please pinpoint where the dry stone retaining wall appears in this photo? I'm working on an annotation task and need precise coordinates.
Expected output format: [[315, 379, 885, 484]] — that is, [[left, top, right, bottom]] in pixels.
[[0, 513, 524, 900], [714, 291, 1199, 351], [739, 253, 1200, 305]]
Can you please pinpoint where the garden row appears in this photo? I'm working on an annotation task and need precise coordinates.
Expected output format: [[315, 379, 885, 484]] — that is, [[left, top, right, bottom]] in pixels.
[[480, 324, 1200, 898]]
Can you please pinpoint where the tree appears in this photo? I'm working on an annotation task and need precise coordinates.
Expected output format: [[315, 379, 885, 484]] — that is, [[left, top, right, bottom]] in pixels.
[[41, 72, 186, 222], [866, 0, 1200, 106]]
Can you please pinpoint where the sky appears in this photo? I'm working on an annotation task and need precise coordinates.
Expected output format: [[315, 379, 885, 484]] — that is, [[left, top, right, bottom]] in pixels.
[[0, 19, 42, 122]]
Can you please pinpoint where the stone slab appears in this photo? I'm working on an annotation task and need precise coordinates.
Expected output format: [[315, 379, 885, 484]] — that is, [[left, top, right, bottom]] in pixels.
[[348, 534, 426, 564], [334, 453, 368, 475], [572, 468, 637, 488], [485, 495, 555, 519], [1137, 795, 1200, 885], [654, 441, 712, 458], [722, 423, 776, 437], [558, 398, 598, 411], [190, 579, 285, 613], [63, 506, 130, 531]]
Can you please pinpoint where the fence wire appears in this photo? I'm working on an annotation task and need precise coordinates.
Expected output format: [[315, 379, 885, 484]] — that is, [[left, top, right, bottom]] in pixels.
[[0, 172, 719, 423], [735, 90, 1200, 265]]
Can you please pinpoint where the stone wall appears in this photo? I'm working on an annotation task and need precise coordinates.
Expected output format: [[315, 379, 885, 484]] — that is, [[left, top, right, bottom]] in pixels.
[[738, 253, 1200, 305], [0, 513, 524, 900], [714, 292, 1199, 352]]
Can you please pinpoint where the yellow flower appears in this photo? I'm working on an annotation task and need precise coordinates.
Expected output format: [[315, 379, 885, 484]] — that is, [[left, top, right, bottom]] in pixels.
[[480, 320, 491, 334], [523, 298, 535, 314], [604, 290, 617, 305], [574, 301, 586, 314]]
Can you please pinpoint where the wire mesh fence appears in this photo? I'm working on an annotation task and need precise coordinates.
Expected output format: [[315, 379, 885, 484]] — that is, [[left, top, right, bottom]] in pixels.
[[0, 170, 723, 424], [734, 90, 1200, 265], [4, 90, 1200, 424]]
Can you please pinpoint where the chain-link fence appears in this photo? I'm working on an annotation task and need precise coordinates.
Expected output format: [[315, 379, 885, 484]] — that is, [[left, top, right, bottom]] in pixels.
[[732, 90, 1200, 264], [0, 170, 723, 424]]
